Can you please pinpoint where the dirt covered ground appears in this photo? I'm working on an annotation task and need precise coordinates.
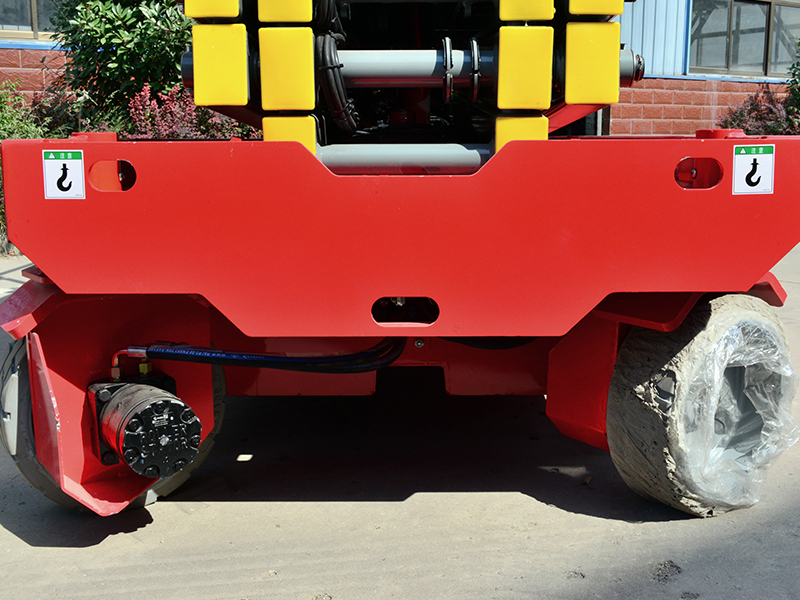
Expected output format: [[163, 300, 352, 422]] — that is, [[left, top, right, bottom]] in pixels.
[[0, 249, 799, 599]]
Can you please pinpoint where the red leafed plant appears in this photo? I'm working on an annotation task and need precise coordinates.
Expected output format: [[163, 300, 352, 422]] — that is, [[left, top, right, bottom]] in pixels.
[[125, 84, 259, 140]]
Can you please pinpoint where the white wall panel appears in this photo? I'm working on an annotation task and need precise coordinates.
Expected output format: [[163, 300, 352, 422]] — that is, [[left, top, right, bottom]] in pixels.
[[620, 0, 689, 76]]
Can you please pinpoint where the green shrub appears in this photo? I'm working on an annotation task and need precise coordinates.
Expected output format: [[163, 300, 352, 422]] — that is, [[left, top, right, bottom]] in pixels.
[[51, 0, 191, 125], [0, 81, 50, 251], [0, 82, 48, 140]]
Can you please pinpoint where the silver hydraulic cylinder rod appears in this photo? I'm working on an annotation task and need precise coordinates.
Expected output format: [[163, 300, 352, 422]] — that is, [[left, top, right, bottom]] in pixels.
[[182, 49, 641, 91], [337, 49, 643, 89], [317, 143, 491, 174], [342, 0, 488, 3], [338, 49, 495, 88]]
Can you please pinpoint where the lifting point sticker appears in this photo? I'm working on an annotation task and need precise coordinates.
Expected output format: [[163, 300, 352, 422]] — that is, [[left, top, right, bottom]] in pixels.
[[43, 150, 85, 199], [733, 145, 774, 195]]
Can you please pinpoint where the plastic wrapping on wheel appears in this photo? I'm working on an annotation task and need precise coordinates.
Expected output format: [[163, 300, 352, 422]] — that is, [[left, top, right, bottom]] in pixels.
[[675, 317, 800, 508]]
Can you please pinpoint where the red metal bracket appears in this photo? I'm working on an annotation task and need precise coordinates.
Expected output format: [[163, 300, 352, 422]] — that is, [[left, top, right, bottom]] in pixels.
[[546, 314, 620, 450]]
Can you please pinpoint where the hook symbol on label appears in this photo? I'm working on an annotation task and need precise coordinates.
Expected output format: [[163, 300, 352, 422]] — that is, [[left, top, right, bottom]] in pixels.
[[56, 163, 72, 192], [745, 158, 761, 188]]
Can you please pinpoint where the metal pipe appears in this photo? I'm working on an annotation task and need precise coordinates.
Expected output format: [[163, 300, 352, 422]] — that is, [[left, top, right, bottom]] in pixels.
[[338, 49, 495, 88], [341, 0, 486, 3], [317, 143, 491, 174], [183, 48, 641, 91]]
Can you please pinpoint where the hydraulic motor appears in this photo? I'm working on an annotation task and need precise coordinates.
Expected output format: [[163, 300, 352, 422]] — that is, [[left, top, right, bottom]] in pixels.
[[91, 383, 202, 479]]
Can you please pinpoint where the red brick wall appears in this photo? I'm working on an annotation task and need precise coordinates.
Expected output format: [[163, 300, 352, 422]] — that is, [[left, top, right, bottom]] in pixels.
[[0, 47, 64, 100], [610, 78, 787, 136]]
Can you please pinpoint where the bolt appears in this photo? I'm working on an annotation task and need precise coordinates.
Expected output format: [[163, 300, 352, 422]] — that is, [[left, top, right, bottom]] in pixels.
[[123, 447, 139, 464], [144, 465, 160, 479], [173, 459, 188, 472], [101, 451, 118, 466], [126, 418, 142, 432], [96, 388, 112, 403], [180, 407, 196, 424], [189, 435, 202, 448], [414, 339, 425, 348]]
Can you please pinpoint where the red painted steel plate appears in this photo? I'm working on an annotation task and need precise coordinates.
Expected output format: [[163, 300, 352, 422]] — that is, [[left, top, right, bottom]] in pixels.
[[3, 136, 799, 338]]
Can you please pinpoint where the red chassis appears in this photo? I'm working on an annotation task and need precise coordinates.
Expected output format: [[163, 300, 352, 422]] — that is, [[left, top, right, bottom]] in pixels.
[[1, 131, 797, 515]]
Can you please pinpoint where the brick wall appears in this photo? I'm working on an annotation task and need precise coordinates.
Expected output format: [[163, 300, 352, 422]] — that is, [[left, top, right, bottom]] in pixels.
[[0, 47, 64, 100], [610, 78, 786, 136]]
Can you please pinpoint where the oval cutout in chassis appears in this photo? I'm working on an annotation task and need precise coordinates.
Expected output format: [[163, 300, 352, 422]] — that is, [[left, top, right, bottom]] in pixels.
[[372, 297, 440, 325], [674, 157, 723, 189], [89, 160, 137, 191]]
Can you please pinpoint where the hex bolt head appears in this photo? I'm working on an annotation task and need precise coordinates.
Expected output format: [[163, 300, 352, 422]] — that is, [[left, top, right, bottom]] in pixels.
[[174, 459, 188, 472], [414, 339, 425, 348], [180, 407, 196, 424], [126, 418, 142, 432], [101, 451, 118, 466], [144, 465, 160, 478], [189, 435, 202, 448], [96, 388, 112, 403], [123, 447, 140, 464]]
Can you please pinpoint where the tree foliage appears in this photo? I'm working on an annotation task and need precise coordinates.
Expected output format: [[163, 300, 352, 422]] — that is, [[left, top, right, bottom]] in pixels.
[[51, 0, 191, 121]]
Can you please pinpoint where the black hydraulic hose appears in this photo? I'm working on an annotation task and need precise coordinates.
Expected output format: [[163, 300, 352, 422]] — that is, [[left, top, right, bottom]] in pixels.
[[316, 32, 358, 134], [137, 338, 406, 374], [313, 0, 358, 134], [314, 0, 343, 35]]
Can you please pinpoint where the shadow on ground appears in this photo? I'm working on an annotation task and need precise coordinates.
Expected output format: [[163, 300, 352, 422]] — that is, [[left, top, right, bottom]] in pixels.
[[171, 368, 685, 522], [0, 367, 687, 547]]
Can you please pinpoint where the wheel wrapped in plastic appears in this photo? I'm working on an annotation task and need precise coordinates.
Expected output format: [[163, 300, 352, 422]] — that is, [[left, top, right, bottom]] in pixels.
[[607, 294, 799, 517]]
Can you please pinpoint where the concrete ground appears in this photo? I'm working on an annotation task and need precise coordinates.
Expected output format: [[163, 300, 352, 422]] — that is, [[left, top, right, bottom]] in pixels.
[[1, 250, 800, 600]]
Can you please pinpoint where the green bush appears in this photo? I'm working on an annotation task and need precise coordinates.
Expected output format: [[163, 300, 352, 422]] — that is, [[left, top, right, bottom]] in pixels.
[[0, 81, 50, 251], [51, 0, 191, 126], [0, 82, 48, 140]]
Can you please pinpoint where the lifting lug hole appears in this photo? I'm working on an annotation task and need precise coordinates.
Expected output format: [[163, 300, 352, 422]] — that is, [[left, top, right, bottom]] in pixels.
[[89, 160, 137, 191], [674, 157, 723, 189], [372, 297, 440, 325]]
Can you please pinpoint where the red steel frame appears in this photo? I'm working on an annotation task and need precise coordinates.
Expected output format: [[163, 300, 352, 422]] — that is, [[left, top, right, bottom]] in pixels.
[[1, 131, 798, 514]]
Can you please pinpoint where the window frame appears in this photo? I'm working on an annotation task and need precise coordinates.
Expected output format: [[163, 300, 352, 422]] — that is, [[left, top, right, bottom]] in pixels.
[[689, 0, 800, 78], [0, 0, 54, 40]]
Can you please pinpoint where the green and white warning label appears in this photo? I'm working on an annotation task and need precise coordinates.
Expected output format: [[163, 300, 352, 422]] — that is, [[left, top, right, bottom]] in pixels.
[[43, 150, 85, 199], [733, 145, 774, 195]]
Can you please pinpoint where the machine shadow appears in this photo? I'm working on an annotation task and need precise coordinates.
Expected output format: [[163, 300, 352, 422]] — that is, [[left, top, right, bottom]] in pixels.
[[0, 481, 154, 548], [169, 367, 687, 523]]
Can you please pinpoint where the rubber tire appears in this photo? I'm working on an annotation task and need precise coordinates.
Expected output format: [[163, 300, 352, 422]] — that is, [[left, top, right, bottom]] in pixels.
[[0, 337, 81, 510], [607, 294, 798, 517]]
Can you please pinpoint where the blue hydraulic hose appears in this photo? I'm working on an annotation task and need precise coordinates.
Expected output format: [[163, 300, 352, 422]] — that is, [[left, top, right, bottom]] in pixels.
[[139, 337, 407, 374]]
